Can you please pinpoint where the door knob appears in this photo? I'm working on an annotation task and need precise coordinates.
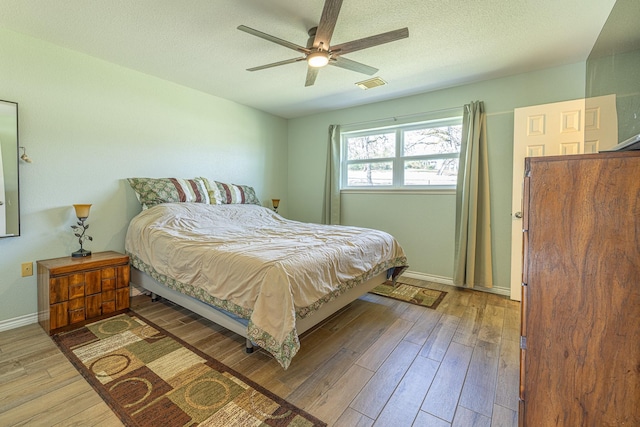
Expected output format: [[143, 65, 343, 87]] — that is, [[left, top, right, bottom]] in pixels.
[[514, 211, 522, 219]]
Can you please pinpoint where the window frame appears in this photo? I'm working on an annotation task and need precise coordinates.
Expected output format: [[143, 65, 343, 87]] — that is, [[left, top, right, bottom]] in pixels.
[[340, 116, 463, 191]]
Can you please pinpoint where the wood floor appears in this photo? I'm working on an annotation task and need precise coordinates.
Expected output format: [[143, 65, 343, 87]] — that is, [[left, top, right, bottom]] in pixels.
[[0, 278, 521, 426]]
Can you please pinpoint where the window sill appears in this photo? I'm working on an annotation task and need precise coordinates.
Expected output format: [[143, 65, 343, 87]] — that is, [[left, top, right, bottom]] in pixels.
[[340, 188, 456, 196]]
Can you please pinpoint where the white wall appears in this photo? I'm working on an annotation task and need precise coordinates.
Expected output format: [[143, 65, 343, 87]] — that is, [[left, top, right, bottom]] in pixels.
[[0, 29, 288, 325], [287, 63, 587, 294]]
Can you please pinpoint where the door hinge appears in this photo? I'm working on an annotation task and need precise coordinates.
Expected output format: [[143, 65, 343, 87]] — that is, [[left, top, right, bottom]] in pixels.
[[520, 336, 527, 350]]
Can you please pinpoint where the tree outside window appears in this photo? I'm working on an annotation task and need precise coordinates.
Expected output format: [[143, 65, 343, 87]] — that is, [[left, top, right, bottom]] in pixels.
[[342, 117, 462, 189]]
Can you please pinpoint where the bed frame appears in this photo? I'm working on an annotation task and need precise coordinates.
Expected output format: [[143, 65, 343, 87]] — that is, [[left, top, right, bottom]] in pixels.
[[130, 267, 387, 354]]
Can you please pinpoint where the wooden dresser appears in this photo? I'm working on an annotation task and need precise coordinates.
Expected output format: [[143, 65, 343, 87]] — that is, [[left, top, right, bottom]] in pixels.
[[37, 251, 130, 334], [519, 152, 640, 426]]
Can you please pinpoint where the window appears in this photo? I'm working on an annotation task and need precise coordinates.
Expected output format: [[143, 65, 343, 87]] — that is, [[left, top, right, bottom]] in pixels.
[[341, 116, 463, 190]]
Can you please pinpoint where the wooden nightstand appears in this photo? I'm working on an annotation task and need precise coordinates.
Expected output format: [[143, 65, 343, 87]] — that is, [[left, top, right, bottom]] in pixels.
[[37, 251, 130, 335]]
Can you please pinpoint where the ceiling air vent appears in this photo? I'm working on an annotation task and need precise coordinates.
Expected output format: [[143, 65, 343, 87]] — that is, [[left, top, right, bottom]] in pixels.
[[355, 77, 387, 90]]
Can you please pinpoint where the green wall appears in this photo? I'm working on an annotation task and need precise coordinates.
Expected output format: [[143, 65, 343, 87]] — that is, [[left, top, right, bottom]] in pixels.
[[287, 63, 587, 294], [0, 29, 288, 325], [0, 26, 592, 325]]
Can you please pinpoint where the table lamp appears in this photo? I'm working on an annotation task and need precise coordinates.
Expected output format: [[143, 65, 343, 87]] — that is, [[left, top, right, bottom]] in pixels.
[[71, 204, 93, 257]]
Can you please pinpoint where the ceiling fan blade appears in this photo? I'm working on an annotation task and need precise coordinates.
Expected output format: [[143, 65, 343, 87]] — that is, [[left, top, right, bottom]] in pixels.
[[305, 67, 320, 87], [238, 25, 310, 54], [330, 27, 409, 55], [247, 57, 306, 72], [330, 56, 378, 75], [314, 0, 343, 48]]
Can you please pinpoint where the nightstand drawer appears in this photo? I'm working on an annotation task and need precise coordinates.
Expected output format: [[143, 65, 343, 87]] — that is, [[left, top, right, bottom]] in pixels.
[[49, 277, 69, 304], [69, 283, 85, 299], [85, 270, 102, 295], [116, 288, 129, 311], [102, 278, 116, 291], [102, 300, 116, 314], [101, 267, 115, 279], [69, 297, 84, 311], [69, 309, 86, 324], [49, 302, 69, 330], [102, 290, 116, 302], [85, 294, 102, 318]]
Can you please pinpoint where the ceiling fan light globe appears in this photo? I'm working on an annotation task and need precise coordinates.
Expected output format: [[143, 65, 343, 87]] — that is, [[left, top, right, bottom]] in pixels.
[[307, 51, 329, 68]]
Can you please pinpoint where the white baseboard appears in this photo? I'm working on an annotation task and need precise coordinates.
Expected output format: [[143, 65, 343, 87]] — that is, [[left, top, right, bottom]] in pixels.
[[0, 312, 38, 332], [0, 288, 142, 333], [401, 270, 511, 297], [401, 270, 454, 286], [0, 272, 511, 333]]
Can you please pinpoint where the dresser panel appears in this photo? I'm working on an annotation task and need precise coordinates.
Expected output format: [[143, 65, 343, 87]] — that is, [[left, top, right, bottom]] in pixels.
[[519, 152, 640, 426]]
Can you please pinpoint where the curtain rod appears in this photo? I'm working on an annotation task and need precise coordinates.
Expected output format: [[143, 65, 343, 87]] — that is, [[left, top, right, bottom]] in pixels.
[[339, 105, 465, 128]]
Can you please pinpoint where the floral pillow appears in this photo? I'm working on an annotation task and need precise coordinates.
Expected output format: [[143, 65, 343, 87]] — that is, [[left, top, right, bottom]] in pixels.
[[199, 178, 261, 205], [127, 178, 210, 209]]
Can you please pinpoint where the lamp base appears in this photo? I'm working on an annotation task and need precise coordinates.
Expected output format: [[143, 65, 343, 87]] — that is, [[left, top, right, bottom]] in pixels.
[[72, 249, 92, 258]]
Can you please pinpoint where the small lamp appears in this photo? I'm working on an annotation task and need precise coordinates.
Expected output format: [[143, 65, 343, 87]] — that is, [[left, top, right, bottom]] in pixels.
[[271, 198, 280, 213], [71, 204, 93, 257]]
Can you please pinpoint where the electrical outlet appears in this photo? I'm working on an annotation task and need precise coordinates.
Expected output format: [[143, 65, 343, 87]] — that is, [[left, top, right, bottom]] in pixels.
[[21, 262, 33, 277]]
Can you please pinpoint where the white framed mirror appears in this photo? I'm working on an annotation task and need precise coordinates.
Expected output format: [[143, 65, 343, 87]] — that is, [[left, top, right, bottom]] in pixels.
[[0, 99, 19, 237]]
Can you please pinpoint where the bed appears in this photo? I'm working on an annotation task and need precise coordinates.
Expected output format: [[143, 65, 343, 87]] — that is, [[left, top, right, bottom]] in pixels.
[[125, 201, 407, 369]]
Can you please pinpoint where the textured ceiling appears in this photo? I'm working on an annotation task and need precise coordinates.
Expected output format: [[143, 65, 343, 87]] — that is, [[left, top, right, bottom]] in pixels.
[[0, 0, 617, 118]]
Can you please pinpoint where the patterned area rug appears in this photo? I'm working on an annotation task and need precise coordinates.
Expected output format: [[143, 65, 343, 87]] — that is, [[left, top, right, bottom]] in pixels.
[[370, 281, 447, 309], [53, 312, 326, 427]]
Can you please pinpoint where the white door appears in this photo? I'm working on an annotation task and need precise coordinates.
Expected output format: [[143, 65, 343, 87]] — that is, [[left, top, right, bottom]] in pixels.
[[509, 95, 618, 300]]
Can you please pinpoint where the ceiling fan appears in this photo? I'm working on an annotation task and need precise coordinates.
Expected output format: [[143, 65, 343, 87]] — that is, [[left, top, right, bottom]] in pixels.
[[237, 0, 409, 87]]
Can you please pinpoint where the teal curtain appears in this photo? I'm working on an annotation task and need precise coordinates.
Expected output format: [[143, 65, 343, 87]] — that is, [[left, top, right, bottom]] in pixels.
[[322, 125, 341, 225], [454, 101, 493, 288]]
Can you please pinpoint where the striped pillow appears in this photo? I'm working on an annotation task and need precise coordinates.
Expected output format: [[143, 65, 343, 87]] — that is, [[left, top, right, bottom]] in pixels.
[[127, 178, 210, 209], [199, 178, 261, 205], [215, 181, 260, 205]]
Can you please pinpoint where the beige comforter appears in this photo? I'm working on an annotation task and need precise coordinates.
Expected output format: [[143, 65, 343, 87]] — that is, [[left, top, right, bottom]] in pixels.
[[125, 203, 407, 368]]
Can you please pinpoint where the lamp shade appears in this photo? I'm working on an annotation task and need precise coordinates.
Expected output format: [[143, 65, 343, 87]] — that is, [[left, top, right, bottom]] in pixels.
[[73, 204, 92, 219]]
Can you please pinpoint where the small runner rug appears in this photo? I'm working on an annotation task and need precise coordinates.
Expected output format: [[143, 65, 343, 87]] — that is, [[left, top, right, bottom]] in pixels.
[[53, 312, 326, 427], [370, 281, 447, 309]]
